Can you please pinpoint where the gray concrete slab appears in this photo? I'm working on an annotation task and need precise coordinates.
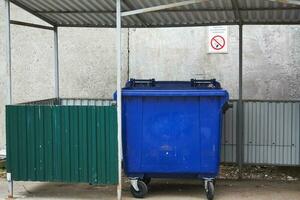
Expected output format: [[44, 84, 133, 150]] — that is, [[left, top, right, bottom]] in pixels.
[[0, 178, 300, 200]]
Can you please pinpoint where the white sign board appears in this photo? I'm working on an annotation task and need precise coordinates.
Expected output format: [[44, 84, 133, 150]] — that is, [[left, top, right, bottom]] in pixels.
[[208, 26, 228, 54]]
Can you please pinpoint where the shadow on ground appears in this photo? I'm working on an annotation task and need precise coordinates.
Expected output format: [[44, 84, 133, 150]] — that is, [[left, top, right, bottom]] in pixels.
[[1, 178, 300, 200]]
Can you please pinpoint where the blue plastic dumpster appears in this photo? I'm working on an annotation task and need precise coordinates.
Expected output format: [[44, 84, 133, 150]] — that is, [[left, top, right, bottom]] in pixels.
[[120, 79, 229, 199]]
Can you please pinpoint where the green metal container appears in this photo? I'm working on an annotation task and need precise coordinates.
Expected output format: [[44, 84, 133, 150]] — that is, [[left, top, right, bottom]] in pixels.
[[6, 105, 118, 185]]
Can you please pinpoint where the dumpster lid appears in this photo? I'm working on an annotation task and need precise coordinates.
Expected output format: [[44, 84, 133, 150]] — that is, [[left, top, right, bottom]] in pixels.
[[124, 79, 222, 90]]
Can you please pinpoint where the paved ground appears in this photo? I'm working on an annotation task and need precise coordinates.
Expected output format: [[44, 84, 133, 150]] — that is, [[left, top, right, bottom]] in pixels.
[[0, 178, 300, 200]]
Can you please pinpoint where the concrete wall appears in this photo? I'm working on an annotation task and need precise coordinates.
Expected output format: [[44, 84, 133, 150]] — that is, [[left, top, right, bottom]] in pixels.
[[243, 26, 300, 100], [129, 27, 239, 98], [0, 3, 129, 149], [59, 28, 129, 99], [0, 2, 300, 149], [0, 0, 8, 151], [129, 26, 300, 100]]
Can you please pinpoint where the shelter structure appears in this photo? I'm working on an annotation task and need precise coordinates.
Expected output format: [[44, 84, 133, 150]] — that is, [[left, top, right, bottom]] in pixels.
[[4, 0, 300, 199]]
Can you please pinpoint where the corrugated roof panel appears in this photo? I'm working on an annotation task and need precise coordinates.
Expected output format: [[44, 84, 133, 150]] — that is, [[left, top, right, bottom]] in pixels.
[[129, 0, 233, 10], [10, 0, 300, 27], [136, 10, 236, 26], [123, 15, 144, 27], [42, 13, 115, 26], [132, 0, 184, 9], [239, 0, 300, 9], [19, 0, 115, 11], [20, 0, 45, 11], [241, 9, 300, 24]]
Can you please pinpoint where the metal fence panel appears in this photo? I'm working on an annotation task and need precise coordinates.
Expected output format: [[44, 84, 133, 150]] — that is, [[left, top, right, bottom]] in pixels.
[[7, 99, 300, 173], [6, 105, 118, 184], [221, 101, 237, 163], [221, 100, 300, 166]]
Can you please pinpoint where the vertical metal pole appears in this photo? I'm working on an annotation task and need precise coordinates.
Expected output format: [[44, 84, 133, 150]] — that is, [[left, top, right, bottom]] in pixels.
[[5, 0, 12, 104], [237, 24, 244, 176], [7, 173, 13, 199], [5, 1, 13, 197], [127, 29, 130, 81], [54, 26, 60, 100], [116, 0, 122, 199]]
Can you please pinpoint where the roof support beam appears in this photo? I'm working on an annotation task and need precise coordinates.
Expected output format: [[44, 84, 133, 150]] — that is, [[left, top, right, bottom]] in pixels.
[[122, 0, 208, 16], [56, 20, 300, 28], [10, 20, 54, 30]]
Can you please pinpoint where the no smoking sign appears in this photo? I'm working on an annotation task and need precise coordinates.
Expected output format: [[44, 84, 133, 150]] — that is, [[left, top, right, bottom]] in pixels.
[[211, 35, 225, 50], [208, 26, 228, 53]]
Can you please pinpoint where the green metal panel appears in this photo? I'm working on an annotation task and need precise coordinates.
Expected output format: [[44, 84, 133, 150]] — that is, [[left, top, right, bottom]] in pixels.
[[6, 105, 118, 185]]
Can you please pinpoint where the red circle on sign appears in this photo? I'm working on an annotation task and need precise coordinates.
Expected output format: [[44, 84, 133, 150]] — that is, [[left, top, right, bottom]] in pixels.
[[210, 35, 225, 50]]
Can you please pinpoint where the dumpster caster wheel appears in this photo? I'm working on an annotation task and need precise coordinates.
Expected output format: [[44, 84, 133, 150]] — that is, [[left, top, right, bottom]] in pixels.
[[142, 177, 151, 185], [130, 180, 148, 198], [205, 181, 214, 200]]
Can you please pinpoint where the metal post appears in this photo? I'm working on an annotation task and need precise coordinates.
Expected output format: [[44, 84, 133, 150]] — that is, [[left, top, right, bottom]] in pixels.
[[5, 1, 13, 197], [7, 173, 13, 199], [116, 0, 123, 199], [54, 26, 60, 99], [237, 24, 244, 176], [5, 0, 14, 199], [5, 0, 12, 104]]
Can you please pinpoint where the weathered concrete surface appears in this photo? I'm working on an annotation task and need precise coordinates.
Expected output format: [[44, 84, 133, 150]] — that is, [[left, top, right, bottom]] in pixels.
[[0, 0, 8, 150], [0, 3, 58, 149], [0, 3, 300, 150], [0, 178, 300, 200], [243, 26, 300, 100], [129, 27, 239, 98], [59, 28, 129, 99], [0, 4, 129, 149], [9, 3, 57, 104], [129, 26, 300, 100]]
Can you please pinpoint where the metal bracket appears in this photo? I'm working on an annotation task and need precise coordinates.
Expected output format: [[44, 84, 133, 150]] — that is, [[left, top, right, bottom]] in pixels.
[[203, 178, 214, 192], [130, 178, 139, 191]]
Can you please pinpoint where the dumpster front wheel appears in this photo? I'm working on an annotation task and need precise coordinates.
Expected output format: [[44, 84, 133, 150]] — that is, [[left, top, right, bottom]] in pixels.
[[204, 180, 214, 200], [130, 180, 148, 198]]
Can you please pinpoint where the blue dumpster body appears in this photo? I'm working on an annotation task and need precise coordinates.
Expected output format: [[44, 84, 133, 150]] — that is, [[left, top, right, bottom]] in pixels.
[[120, 80, 229, 179]]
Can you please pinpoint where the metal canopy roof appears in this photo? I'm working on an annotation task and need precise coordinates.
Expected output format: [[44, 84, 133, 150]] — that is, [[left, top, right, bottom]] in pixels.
[[10, 0, 300, 28]]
